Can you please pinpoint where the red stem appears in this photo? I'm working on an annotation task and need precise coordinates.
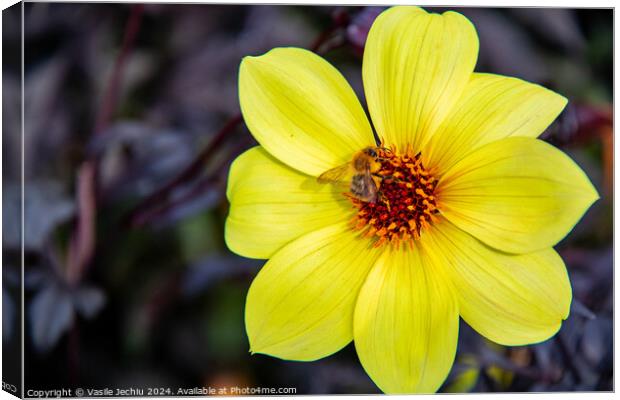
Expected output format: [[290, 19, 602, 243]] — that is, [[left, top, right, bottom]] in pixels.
[[67, 320, 80, 385], [94, 4, 144, 134], [67, 4, 144, 285], [66, 162, 96, 285], [64, 6, 144, 382]]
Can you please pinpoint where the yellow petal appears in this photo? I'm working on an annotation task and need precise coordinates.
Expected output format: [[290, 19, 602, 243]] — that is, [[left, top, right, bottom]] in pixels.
[[225, 147, 351, 259], [363, 6, 478, 152], [354, 246, 459, 393], [423, 73, 568, 176], [437, 137, 599, 253], [239, 47, 375, 176], [421, 220, 572, 345], [246, 223, 382, 361]]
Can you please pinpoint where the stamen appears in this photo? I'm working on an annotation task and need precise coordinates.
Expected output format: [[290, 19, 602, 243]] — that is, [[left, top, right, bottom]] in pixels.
[[348, 147, 439, 248]]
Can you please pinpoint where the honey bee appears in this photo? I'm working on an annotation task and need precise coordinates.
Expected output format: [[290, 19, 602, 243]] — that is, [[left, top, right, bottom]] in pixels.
[[317, 146, 385, 203]]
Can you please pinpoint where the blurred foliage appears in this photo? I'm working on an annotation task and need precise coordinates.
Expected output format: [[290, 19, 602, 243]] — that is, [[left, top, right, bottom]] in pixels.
[[2, 3, 612, 394]]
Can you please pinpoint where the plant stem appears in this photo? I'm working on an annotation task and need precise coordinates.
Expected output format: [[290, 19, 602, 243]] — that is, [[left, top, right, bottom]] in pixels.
[[64, 4, 144, 384]]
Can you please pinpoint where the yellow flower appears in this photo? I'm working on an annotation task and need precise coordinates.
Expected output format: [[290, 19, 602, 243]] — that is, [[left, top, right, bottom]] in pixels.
[[226, 6, 598, 394]]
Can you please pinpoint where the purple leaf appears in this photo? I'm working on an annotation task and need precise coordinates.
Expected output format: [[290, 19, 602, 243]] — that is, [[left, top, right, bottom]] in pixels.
[[72, 285, 106, 319], [182, 254, 261, 298], [346, 7, 385, 50], [29, 283, 75, 352]]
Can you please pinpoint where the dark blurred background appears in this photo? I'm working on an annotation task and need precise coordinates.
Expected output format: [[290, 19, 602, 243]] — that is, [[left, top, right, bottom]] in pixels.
[[2, 3, 612, 394]]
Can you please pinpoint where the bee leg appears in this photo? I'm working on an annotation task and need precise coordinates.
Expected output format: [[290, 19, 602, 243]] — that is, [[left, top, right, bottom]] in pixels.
[[372, 172, 391, 181], [378, 173, 404, 184], [375, 152, 392, 162], [379, 192, 391, 212]]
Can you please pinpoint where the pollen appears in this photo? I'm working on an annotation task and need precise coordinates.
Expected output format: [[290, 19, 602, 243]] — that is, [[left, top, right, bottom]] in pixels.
[[347, 147, 439, 248]]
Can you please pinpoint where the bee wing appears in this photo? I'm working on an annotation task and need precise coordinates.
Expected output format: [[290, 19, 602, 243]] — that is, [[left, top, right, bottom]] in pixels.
[[317, 163, 352, 184], [351, 172, 378, 203]]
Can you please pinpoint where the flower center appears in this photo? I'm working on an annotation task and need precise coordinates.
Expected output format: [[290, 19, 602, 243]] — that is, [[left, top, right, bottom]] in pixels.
[[347, 147, 439, 248]]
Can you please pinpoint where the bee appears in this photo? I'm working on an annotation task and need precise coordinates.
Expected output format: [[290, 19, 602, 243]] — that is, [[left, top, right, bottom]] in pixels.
[[317, 146, 385, 203]]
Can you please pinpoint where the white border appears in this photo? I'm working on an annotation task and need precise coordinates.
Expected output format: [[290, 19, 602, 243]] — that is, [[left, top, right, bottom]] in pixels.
[[0, 2, 616, 400]]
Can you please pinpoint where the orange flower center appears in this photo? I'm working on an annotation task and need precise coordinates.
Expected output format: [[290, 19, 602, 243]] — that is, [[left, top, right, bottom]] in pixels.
[[347, 147, 439, 248]]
